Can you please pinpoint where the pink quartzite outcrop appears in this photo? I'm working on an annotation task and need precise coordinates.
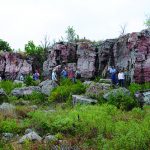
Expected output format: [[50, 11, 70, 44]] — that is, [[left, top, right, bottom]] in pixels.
[[0, 52, 32, 80], [43, 29, 150, 83]]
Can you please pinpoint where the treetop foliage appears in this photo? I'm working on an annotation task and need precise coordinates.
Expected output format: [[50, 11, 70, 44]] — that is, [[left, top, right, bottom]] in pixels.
[[0, 39, 12, 52]]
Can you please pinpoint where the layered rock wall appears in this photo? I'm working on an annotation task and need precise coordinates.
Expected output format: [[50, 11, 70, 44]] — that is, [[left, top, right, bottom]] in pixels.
[[0, 52, 32, 80], [43, 29, 150, 83]]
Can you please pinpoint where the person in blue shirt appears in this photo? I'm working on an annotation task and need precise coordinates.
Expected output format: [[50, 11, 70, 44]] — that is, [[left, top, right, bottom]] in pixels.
[[108, 66, 117, 85], [61, 67, 68, 79]]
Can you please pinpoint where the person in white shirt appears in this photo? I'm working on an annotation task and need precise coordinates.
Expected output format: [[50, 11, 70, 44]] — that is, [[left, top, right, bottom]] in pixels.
[[0, 76, 2, 81], [52, 69, 57, 82], [118, 69, 125, 87]]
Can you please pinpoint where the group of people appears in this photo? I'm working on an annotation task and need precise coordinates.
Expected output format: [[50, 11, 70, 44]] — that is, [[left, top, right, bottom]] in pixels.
[[108, 66, 130, 87], [52, 65, 81, 84], [19, 70, 40, 82]]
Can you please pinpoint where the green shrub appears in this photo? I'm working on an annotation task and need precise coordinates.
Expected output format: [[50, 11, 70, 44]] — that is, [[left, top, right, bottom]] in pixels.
[[48, 79, 86, 103], [23, 92, 47, 104], [107, 92, 137, 110], [24, 75, 40, 86], [0, 80, 22, 95], [27, 104, 150, 149], [0, 119, 20, 133], [129, 82, 150, 95]]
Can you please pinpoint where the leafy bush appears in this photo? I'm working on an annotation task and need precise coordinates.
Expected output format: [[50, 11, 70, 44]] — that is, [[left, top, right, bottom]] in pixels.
[[23, 92, 47, 104], [48, 79, 86, 103], [0, 80, 22, 95], [107, 92, 138, 110], [28, 104, 150, 149], [128, 82, 150, 95], [24, 75, 40, 86], [0, 119, 20, 133]]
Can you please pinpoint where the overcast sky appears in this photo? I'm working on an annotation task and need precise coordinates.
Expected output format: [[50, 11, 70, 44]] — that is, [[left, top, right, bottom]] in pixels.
[[0, 0, 150, 50]]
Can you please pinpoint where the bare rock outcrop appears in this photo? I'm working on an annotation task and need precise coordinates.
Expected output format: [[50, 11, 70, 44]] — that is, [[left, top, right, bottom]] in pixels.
[[43, 29, 150, 83], [0, 52, 32, 80]]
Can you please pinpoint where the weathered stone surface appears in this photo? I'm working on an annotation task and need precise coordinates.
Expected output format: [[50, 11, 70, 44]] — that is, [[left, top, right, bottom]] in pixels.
[[0, 52, 32, 80], [77, 42, 96, 78], [11, 86, 41, 97], [43, 135, 57, 143], [2, 133, 14, 141], [39, 80, 58, 96], [43, 42, 77, 78], [103, 87, 130, 100], [98, 29, 150, 83], [86, 82, 110, 98], [18, 131, 42, 144], [0, 103, 16, 116], [43, 29, 150, 83], [135, 90, 150, 105], [72, 95, 97, 105]]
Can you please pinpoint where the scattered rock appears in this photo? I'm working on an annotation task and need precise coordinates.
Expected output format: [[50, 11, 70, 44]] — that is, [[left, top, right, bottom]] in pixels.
[[13, 80, 24, 84], [25, 129, 33, 134], [135, 90, 150, 105], [29, 105, 38, 110], [39, 80, 58, 96], [18, 131, 42, 144], [103, 87, 130, 100], [0, 103, 16, 116], [43, 135, 57, 143], [143, 91, 150, 104], [72, 95, 97, 105], [11, 86, 41, 97], [2, 133, 14, 141]]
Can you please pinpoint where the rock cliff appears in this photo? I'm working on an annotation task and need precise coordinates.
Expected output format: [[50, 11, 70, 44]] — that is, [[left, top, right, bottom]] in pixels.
[[43, 29, 150, 83], [0, 52, 32, 80]]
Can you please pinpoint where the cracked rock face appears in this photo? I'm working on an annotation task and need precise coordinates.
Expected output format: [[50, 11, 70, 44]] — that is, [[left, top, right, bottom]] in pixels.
[[0, 52, 32, 80], [98, 29, 150, 83]]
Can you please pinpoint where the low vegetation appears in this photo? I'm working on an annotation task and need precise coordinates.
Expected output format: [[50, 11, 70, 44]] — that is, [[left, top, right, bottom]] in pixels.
[[0, 80, 150, 149]]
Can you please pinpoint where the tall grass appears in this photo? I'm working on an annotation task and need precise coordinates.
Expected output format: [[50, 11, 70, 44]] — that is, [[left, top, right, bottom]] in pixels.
[[0, 80, 22, 95]]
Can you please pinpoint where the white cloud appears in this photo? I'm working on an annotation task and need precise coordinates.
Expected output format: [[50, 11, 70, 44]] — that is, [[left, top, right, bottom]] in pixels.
[[0, 0, 149, 50]]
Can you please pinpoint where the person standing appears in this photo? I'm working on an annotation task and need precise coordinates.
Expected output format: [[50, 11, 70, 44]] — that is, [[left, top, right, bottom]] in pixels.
[[118, 69, 125, 87], [108, 66, 117, 85], [61, 67, 68, 79], [33, 70, 40, 80], [52, 69, 58, 82], [68, 67, 76, 83]]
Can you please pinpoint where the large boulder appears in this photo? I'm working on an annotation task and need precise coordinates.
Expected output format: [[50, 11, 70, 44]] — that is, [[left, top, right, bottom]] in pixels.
[[103, 87, 130, 100], [72, 95, 97, 105], [18, 131, 42, 144], [135, 90, 150, 105], [86, 82, 111, 98], [39, 80, 58, 96], [11, 86, 41, 97], [0, 88, 7, 103], [0, 103, 16, 117]]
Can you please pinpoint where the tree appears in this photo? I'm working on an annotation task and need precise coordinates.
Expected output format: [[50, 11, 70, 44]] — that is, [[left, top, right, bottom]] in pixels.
[[144, 15, 150, 29], [0, 39, 12, 52], [65, 26, 77, 42], [119, 24, 127, 36], [40, 35, 51, 58], [25, 41, 45, 72]]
